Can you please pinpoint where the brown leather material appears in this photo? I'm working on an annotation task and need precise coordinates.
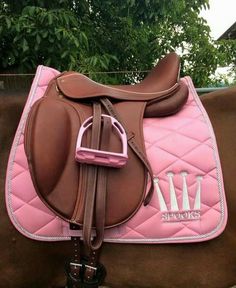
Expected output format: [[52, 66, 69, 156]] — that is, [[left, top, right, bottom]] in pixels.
[[56, 53, 188, 118], [82, 103, 102, 250], [69, 233, 82, 279], [25, 96, 82, 219], [100, 97, 154, 205], [57, 52, 181, 100], [24, 52, 188, 229], [56, 73, 180, 101], [93, 116, 112, 249], [144, 81, 188, 117], [113, 52, 180, 92], [84, 250, 100, 282], [56, 77, 188, 118], [24, 94, 147, 227]]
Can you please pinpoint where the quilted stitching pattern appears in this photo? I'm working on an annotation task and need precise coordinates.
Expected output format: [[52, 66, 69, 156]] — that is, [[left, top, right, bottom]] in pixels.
[[105, 88, 226, 242], [5, 67, 227, 243], [6, 66, 68, 241]]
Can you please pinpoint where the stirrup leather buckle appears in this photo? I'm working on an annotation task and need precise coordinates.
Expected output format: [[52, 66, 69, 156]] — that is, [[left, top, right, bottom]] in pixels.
[[65, 259, 106, 288]]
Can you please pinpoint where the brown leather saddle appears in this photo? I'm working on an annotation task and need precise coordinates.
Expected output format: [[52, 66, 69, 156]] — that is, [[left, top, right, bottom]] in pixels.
[[24, 52, 188, 287]]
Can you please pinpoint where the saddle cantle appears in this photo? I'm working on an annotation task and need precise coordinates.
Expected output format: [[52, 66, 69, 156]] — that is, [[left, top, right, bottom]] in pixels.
[[24, 52, 188, 284]]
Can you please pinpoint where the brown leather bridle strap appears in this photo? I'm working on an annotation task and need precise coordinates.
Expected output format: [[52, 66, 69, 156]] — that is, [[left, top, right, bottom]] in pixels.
[[100, 97, 154, 205]]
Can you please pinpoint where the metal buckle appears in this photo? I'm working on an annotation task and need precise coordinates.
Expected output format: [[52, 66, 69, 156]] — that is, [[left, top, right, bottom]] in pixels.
[[65, 259, 106, 288], [70, 262, 83, 269], [75, 114, 128, 168], [84, 264, 97, 272]]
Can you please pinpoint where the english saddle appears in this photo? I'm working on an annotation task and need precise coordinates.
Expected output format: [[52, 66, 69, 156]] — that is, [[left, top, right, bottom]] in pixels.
[[24, 52, 188, 287]]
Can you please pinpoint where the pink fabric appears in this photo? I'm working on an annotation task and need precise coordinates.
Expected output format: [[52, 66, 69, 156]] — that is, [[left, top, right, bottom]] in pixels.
[[5, 65, 227, 243]]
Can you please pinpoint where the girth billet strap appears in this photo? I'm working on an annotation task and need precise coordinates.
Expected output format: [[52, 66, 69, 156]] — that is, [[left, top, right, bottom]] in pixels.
[[65, 233, 106, 288], [65, 224, 83, 288]]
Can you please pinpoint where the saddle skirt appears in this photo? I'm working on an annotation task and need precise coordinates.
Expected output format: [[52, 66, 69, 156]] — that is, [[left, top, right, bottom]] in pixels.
[[5, 65, 227, 243]]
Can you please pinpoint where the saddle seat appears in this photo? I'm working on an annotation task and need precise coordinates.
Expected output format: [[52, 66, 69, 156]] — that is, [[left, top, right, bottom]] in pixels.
[[57, 52, 186, 117], [24, 52, 188, 236]]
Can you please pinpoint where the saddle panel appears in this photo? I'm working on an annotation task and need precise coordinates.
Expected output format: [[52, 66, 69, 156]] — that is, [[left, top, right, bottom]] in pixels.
[[24, 83, 147, 228]]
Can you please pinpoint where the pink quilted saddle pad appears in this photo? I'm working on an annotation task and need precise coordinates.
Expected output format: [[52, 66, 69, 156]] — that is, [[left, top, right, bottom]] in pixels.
[[5, 66, 227, 243]]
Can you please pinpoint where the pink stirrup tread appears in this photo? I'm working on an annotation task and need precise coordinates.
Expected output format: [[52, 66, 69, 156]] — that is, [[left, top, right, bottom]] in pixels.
[[76, 114, 128, 167]]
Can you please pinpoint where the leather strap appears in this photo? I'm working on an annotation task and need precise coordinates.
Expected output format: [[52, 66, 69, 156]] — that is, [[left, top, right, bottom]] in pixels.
[[83, 106, 112, 282], [69, 224, 82, 280], [100, 97, 154, 205], [83, 114, 112, 282], [94, 116, 112, 248], [83, 116, 112, 249], [83, 103, 102, 250]]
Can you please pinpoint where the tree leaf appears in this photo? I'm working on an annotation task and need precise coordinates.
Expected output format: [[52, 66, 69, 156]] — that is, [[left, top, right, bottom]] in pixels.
[[48, 14, 53, 25], [61, 51, 68, 58], [0, 0, 234, 86], [42, 31, 48, 38], [36, 34, 41, 44], [22, 39, 28, 52], [5, 17, 11, 29]]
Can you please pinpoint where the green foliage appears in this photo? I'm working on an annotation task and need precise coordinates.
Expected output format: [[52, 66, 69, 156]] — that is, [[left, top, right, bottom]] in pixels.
[[0, 6, 87, 71], [0, 0, 235, 86]]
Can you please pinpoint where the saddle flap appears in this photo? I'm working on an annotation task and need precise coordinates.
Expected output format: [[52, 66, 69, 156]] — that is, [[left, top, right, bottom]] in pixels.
[[24, 92, 148, 227], [24, 98, 80, 219]]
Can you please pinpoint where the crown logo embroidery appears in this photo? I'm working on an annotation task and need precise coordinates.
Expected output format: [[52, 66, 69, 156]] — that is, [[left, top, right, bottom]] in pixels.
[[153, 172, 203, 222]]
